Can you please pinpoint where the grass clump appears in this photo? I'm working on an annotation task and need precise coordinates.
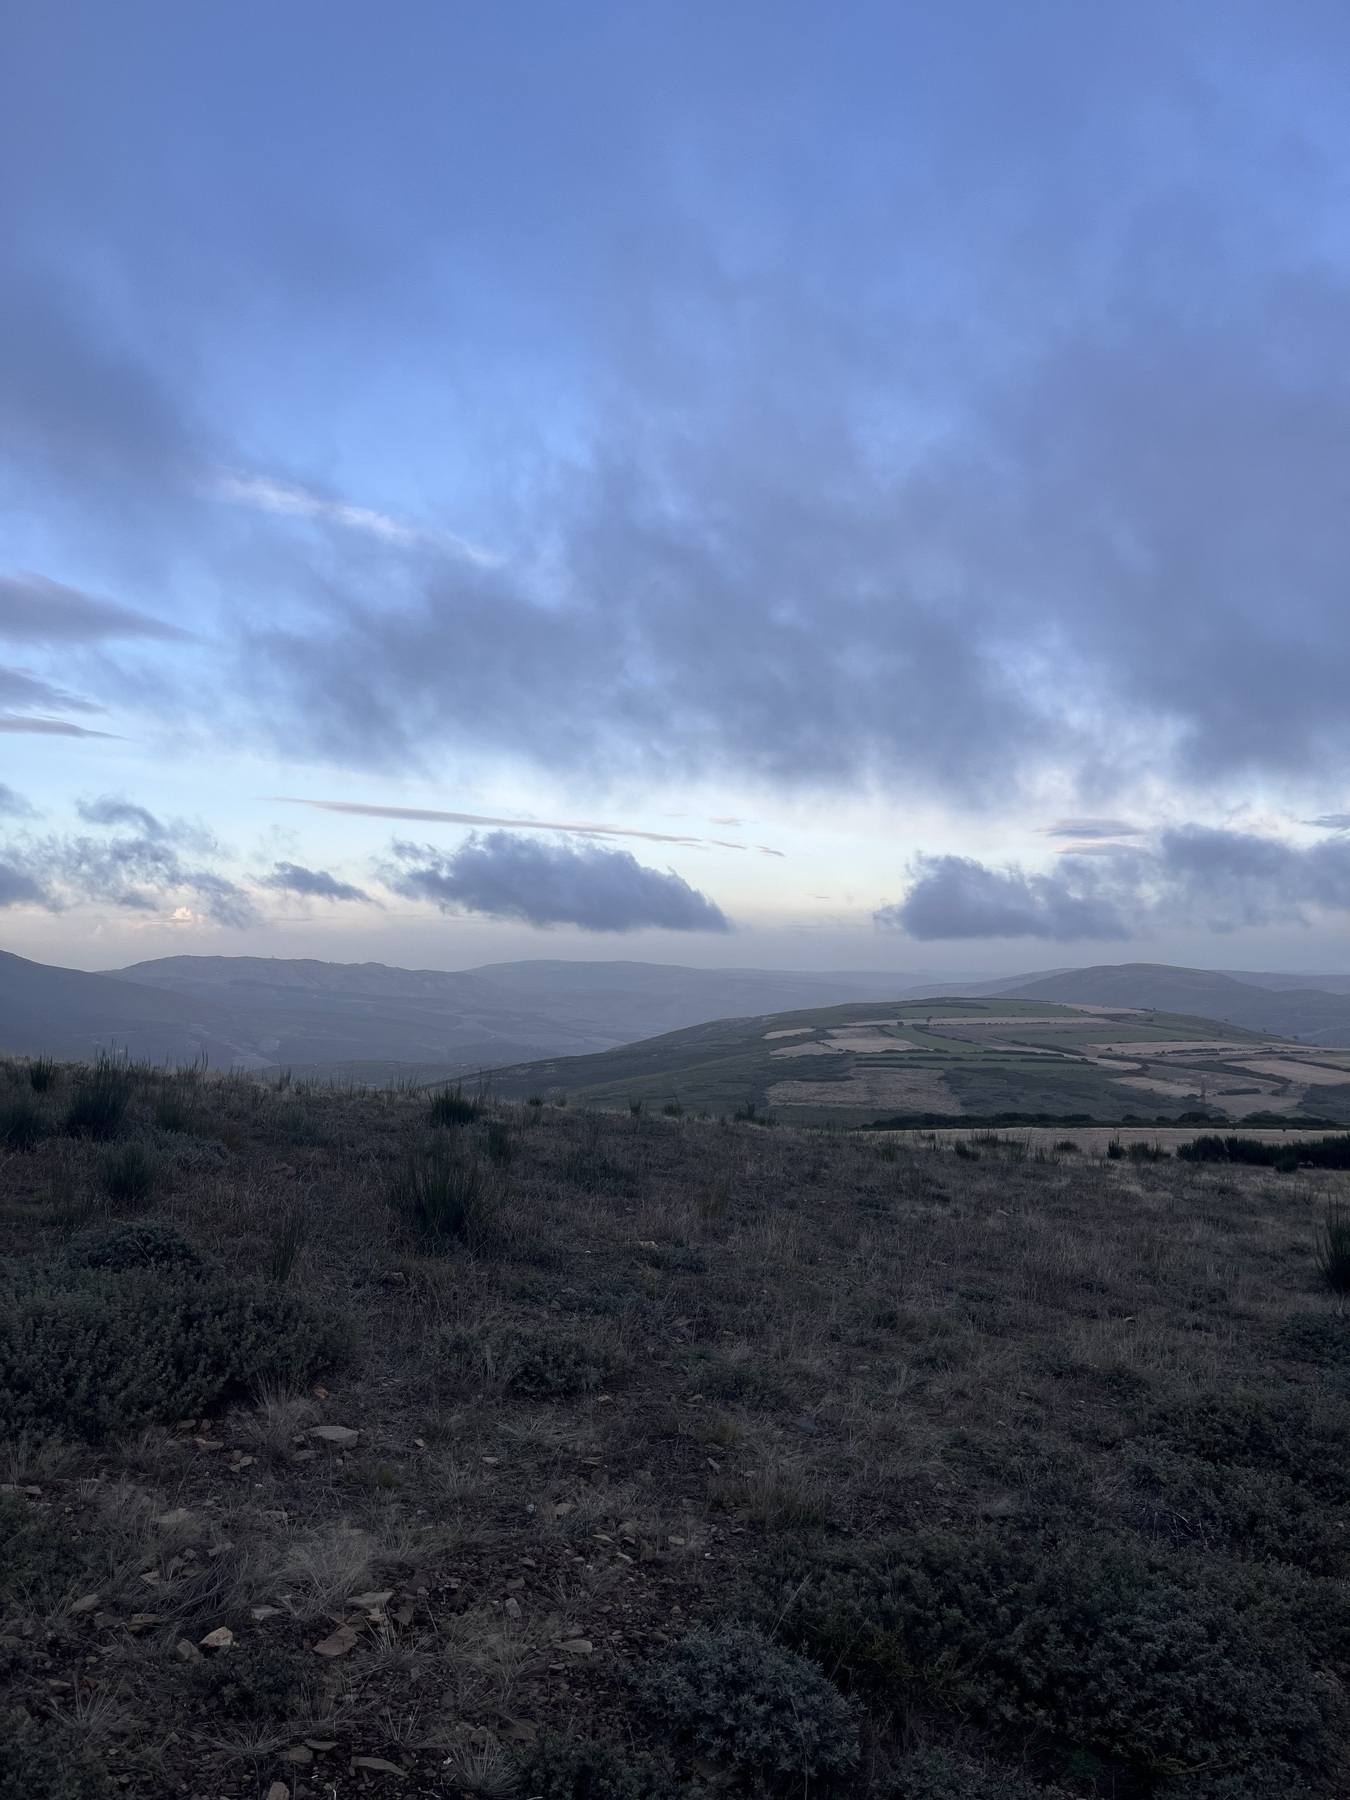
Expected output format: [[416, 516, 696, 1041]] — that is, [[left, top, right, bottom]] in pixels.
[[391, 1138, 501, 1250], [98, 1142, 156, 1205], [0, 1237, 348, 1442], [638, 1625, 857, 1786], [63, 1062, 133, 1141], [0, 1096, 43, 1152], [428, 1082, 480, 1127], [26, 1055, 56, 1093], [194, 1645, 305, 1719], [1315, 1201, 1350, 1295]]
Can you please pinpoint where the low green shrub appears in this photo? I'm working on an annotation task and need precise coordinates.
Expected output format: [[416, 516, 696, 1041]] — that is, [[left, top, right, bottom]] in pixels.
[[0, 1248, 349, 1442], [0, 1716, 111, 1799], [881, 1750, 1045, 1800], [66, 1219, 208, 1273], [0, 1492, 106, 1608], [63, 1061, 133, 1141], [1276, 1311, 1350, 1367], [439, 1323, 625, 1398], [390, 1139, 500, 1250], [683, 1351, 788, 1412], [637, 1625, 858, 1785], [740, 1531, 1339, 1789], [514, 1737, 682, 1800], [1122, 1439, 1347, 1575], [1140, 1390, 1350, 1504], [99, 1142, 156, 1204], [0, 1095, 43, 1151], [195, 1645, 305, 1719]]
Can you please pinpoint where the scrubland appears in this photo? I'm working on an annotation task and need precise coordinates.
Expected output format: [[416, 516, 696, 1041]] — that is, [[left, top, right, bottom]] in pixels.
[[2, 1060, 1350, 1800]]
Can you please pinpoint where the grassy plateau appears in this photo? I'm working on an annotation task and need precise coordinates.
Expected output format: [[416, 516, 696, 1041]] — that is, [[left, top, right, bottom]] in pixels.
[[3, 1056, 1350, 1799]]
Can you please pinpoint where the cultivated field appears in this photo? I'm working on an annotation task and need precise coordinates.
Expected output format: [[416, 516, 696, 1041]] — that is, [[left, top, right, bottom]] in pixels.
[[489, 998, 1350, 1127], [3, 1059, 1350, 1799]]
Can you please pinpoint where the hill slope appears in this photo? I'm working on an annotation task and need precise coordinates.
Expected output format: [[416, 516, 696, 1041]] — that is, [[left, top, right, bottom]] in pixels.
[[1001, 963, 1350, 1045]]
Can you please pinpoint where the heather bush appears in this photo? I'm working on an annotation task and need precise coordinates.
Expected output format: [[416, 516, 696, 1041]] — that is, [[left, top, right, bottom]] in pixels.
[[742, 1531, 1338, 1788], [65, 1219, 209, 1273], [881, 1749, 1046, 1800], [0, 1249, 349, 1441], [514, 1736, 682, 1800], [0, 1492, 106, 1608], [637, 1625, 857, 1786], [1140, 1390, 1350, 1504], [98, 1141, 157, 1204], [439, 1322, 625, 1398], [0, 1716, 111, 1799]]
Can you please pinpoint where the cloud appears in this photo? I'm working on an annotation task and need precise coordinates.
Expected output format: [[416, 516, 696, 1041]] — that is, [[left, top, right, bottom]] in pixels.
[[272, 796, 770, 852], [0, 718, 115, 737], [1309, 814, 1350, 830], [881, 828, 1350, 941], [0, 667, 101, 715], [0, 572, 188, 643], [384, 831, 730, 932], [0, 862, 45, 907], [1042, 819, 1141, 840], [0, 797, 258, 926], [262, 861, 373, 903], [878, 855, 1131, 941], [0, 785, 35, 818]]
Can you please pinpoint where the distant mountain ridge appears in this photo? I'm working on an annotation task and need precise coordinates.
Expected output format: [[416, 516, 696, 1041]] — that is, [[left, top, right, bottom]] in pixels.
[[3, 949, 1350, 1071]]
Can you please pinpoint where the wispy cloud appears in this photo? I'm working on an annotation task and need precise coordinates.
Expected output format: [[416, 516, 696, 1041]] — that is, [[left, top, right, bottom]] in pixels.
[[0, 572, 189, 643], [272, 795, 772, 852], [215, 472, 500, 566], [384, 831, 730, 932], [261, 861, 374, 903], [0, 718, 115, 737]]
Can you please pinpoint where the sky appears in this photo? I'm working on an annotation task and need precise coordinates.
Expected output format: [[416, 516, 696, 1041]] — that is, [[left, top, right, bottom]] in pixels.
[[3, 0, 1350, 976]]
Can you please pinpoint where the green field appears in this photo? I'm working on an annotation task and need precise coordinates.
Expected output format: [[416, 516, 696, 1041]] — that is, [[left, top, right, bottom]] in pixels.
[[487, 996, 1350, 1124]]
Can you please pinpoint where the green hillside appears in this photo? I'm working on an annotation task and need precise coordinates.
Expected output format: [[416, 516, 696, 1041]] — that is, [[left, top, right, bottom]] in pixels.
[[486, 994, 1350, 1124]]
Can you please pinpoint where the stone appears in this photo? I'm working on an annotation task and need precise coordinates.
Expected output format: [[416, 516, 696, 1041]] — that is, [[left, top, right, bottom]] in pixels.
[[312, 1623, 359, 1657], [69, 1594, 101, 1615], [560, 1638, 593, 1655], [348, 1590, 394, 1609], [352, 1757, 405, 1776], [309, 1425, 359, 1448], [174, 1639, 203, 1663], [199, 1626, 234, 1650], [278, 1746, 314, 1765], [153, 1508, 193, 1527], [266, 1784, 289, 1800]]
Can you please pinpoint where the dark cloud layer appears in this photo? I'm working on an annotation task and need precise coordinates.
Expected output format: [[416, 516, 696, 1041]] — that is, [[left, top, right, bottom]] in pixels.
[[883, 829, 1350, 941], [385, 832, 730, 932], [262, 861, 372, 903], [4, 12, 1350, 815]]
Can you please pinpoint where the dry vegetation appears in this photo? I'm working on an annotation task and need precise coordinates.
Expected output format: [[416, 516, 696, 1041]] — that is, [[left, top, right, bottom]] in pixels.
[[2, 1060, 1350, 1800]]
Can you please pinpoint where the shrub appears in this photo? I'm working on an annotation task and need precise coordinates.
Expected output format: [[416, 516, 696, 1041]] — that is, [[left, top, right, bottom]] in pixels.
[[153, 1089, 194, 1132], [882, 1749, 1045, 1800], [1122, 1439, 1347, 1575], [1276, 1311, 1350, 1367], [684, 1352, 788, 1412], [428, 1083, 479, 1126], [0, 1716, 111, 1799], [1315, 1202, 1350, 1294], [0, 1096, 43, 1151], [64, 1062, 132, 1141], [486, 1118, 517, 1166], [1140, 1390, 1350, 1504], [0, 1254, 349, 1442], [391, 1140, 500, 1250], [99, 1142, 156, 1204], [27, 1054, 56, 1093], [0, 1492, 106, 1608], [439, 1323, 624, 1398], [66, 1219, 208, 1273], [740, 1532, 1336, 1788], [514, 1737, 681, 1800], [195, 1645, 304, 1719], [637, 1625, 858, 1785]]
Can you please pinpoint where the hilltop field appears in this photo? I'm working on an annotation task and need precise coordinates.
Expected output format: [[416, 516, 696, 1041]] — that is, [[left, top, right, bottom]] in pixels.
[[4, 1059, 1350, 1798], [488, 997, 1350, 1127]]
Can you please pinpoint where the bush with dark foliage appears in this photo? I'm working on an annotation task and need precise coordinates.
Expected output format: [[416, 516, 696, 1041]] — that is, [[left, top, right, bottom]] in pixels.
[[514, 1737, 682, 1800], [742, 1530, 1341, 1791], [0, 1714, 111, 1799], [637, 1625, 858, 1786]]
